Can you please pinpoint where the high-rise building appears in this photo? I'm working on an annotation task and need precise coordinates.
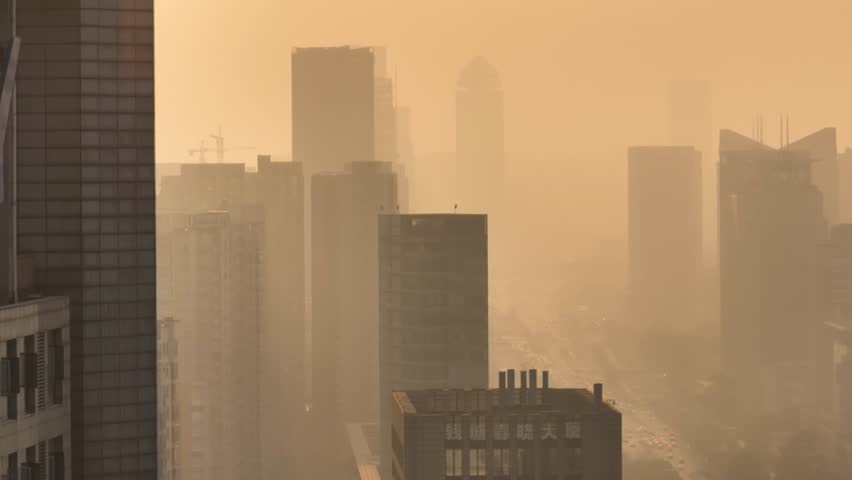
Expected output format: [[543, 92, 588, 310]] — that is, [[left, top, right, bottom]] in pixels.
[[719, 130, 828, 415], [668, 80, 713, 260], [456, 58, 504, 219], [1, 5, 19, 303], [157, 159, 306, 480], [390, 370, 622, 480], [310, 161, 397, 476], [157, 316, 179, 480], [292, 46, 375, 179], [254, 156, 306, 480], [627, 146, 702, 330], [824, 225, 852, 444], [396, 106, 414, 212], [10, 3, 158, 478], [787, 128, 839, 226], [378, 213, 489, 480], [158, 210, 263, 480], [839, 148, 852, 224]]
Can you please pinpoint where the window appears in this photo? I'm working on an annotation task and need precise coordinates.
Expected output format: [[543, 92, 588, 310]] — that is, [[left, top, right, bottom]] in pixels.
[[469, 416, 486, 441], [7, 452, 17, 480], [469, 449, 485, 477], [517, 448, 531, 477], [48, 330, 64, 404], [564, 447, 583, 475], [4, 340, 18, 420], [445, 448, 462, 477], [492, 448, 510, 477], [48, 437, 64, 480], [445, 416, 462, 441], [21, 336, 36, 415]]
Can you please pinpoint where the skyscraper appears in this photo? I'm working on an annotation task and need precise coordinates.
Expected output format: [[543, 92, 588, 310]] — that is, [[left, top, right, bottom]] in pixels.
[[839, 148, 852, 224], [668, 80, 713, 260], [786, 128, 839, 226], [378, 213, 489, 480], [1, 3, 19, 303], [628, 146, 702, 330], [310, 161, 397, 477], [292, 46, 375, 179], [12, 3, 158, 478], [824, 225, 852, 446], [157, 159, 307, 480], [158, 210, 263, 480], [719, 130, 828, 415], [456, 57, 504, 218]]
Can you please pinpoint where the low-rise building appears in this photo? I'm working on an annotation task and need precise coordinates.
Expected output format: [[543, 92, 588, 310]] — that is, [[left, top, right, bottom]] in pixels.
[[0, 297, 71, 479], [391, 369, 621, 480]]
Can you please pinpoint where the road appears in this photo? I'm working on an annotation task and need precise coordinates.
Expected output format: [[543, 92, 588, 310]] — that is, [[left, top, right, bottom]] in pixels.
[[493, 334, 707, 480]]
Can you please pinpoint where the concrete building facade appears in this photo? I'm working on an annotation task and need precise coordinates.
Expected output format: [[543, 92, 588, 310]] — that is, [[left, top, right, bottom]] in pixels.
[[310, 162, 397, 477], [391, 370, 622, 480], [0, 297, 71, 480]]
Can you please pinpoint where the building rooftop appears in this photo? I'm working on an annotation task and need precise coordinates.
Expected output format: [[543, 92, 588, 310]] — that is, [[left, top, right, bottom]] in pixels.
[[393, 369, 619, 417]]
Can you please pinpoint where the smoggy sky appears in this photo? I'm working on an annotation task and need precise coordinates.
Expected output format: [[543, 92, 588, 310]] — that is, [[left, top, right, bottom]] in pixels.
[[155, 0, 852, 258]]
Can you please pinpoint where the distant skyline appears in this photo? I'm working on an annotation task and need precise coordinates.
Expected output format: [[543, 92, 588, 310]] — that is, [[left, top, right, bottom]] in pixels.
[[155, 0, 852, 261], [156, 0, 852, 163]]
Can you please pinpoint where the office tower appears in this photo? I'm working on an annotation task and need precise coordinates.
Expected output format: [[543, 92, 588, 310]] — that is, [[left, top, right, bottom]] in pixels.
[[1, 7, 18, 303], [824, 225, 852, 442], [311, 162, 397, 457], [668, 80, 713, 260], [787, 128, 839, 226], [396, 107, 414, 211], [9, 3, 158, 478], [391, 370, 622, 480], [292, 46, 375, 179], [157, 316, 178, 480], [158, 163, 248, 213], [158, 210, 263, 480], [378, 214, 489, 480], [456, 57, 504, 218], [254, 156, 305, 480], [719, 130, 828, 415], [373, 48, 397, 166], [839, 148, 852, 224], [628, 146, 702, 330]]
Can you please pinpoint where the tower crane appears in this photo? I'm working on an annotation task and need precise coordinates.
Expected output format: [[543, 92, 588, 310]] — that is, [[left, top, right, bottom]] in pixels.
[[188, 127, 255, 164]]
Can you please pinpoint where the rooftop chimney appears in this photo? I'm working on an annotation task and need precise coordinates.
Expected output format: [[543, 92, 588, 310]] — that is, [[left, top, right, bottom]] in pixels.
[[530, 369, 538, 390], [542, 370, 550, 389], [520, 370, 528, 390], [594, 383, 603, 407], [499, 371, 506, 390], [507, 369, 515, 390]]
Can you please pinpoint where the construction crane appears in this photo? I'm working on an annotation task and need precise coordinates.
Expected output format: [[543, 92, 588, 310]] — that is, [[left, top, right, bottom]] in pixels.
[[209, 126, 254, 163], [188, 127, 255, 164]]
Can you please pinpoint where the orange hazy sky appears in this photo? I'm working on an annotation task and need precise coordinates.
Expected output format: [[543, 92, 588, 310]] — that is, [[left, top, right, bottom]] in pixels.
[[155, 0, 852, 255]]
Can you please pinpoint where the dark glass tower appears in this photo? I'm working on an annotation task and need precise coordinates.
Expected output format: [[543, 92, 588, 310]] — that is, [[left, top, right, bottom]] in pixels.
[[14, 2, 157, 478]]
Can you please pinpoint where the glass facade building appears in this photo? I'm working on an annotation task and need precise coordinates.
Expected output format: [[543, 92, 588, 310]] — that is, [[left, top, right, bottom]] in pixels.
[[14, 2, 157, 478]]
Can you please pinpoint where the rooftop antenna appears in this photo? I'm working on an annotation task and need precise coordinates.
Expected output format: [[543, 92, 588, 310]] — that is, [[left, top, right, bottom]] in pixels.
[[779, 113, 783, 150], [786, 113, 790, 148], [454, 203, 458, 214]]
